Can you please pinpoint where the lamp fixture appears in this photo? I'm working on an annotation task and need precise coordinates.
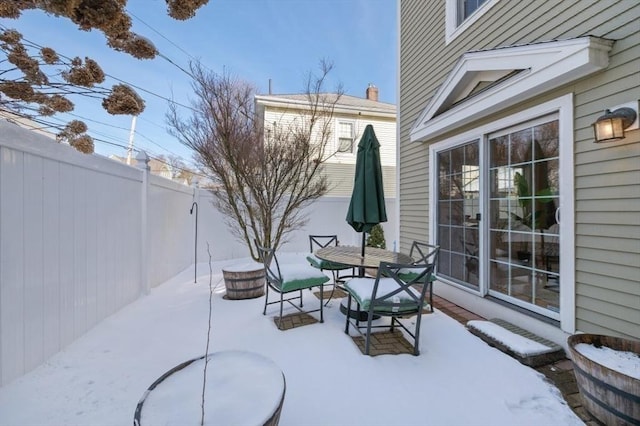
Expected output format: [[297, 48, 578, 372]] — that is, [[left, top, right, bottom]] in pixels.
[[593, 106, 637, 143]]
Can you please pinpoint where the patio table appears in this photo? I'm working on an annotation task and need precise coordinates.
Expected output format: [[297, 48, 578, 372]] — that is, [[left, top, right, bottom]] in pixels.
[[314, 245, 413, 273]]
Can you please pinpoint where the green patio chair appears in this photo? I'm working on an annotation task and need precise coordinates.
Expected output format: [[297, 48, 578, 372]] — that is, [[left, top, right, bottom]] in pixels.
[[344, 260, 435, 356], [306, 235, 355, 305], [396, 241, 439, 312], [257, 244, 330, 330]]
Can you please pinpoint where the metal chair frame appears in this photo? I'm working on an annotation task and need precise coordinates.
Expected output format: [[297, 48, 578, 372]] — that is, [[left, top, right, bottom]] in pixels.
[[308, 235, 355, 305], [406, 241, 440, 312], [257, 244, 326, 330], [344, 261, 435, 356]]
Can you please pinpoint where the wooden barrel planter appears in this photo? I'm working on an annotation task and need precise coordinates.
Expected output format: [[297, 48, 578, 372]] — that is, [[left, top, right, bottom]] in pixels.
[[222, 263, 265, 300], [567, 334, 639, 426], [134, 351, 286, 426]]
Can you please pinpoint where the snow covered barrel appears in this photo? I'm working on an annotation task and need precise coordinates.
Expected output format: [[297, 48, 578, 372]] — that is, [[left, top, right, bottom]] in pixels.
[[134, 351, 286, 425], [222, 262, 265, 300], [567, 334, 639, 426]]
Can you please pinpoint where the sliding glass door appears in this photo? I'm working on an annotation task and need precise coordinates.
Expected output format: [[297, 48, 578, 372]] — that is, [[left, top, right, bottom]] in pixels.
[[435, 114, 561, 318], [488, 117, 560, 316], [436, 141, 480, 290]]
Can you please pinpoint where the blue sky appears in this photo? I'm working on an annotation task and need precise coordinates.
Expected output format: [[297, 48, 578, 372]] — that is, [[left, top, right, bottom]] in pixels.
[[2, 0, 397, 167]]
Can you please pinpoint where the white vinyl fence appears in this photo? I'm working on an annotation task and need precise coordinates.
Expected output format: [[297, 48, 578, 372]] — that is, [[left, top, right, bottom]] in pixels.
[[0, 120, 397, 387]]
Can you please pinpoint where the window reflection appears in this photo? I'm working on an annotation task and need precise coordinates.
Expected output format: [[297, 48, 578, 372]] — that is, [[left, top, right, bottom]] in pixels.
[[488, 119, 560, 313]]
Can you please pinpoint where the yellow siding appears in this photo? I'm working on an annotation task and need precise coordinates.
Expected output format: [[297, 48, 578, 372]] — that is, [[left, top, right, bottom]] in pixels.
[[321, 163, 396, 198]]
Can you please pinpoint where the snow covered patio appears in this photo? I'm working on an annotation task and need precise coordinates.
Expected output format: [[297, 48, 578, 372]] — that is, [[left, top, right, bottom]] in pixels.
[[0, 254, 583, 426]]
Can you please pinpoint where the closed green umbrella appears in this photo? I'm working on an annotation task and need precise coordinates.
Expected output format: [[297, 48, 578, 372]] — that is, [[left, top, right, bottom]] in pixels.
[[346, 124, 387, 258]]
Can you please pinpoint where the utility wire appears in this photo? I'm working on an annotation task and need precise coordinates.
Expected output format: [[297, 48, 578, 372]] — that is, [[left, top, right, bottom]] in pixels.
[[127, 9, 200, 63], [3, 110, 206, 178], [0, 24, 199, 113]]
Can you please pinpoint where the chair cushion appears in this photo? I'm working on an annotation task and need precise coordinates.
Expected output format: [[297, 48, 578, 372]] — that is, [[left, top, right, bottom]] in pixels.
[[277, 263, 330, 292], [344, 277, 425, 313], [306, 253, 352, 271], [397, 267, 436, 283]]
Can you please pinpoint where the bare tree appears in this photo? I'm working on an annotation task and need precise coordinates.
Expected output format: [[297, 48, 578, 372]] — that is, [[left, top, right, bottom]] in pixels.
[[167, 60, 342, 259], [0, 0, 209, 153]]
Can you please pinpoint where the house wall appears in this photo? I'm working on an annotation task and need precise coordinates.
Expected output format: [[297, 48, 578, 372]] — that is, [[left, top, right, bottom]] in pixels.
[[399, 0, 640, 340], [321, 163, 396, 198], [262, 105, 397, 196], [0, 119, 398, 386]]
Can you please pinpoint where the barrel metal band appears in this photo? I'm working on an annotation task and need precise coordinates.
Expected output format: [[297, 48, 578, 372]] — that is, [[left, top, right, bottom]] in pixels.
[[226, 285, 264, 293], [573, 363, 640, 425], [225, 276, 264, 283]]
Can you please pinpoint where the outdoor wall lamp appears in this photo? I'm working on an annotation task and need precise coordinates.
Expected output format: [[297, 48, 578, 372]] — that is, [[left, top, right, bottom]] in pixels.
[[593, 104, 638, 143]]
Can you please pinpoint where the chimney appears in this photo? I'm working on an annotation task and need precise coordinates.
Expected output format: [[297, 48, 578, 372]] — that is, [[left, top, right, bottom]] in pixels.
[[366, 84, 379, 101]]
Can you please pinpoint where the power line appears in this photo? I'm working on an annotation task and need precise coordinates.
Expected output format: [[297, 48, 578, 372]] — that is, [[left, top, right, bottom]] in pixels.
[[127, 10, 200, 63], [0, 24, 199, 113]]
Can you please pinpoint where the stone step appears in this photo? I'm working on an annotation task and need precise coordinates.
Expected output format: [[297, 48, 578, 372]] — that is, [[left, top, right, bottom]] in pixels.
[[466, 318, 566, 367]]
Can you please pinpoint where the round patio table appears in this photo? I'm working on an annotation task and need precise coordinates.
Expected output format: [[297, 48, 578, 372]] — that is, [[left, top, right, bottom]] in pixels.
[[314, 245, 413, 272]]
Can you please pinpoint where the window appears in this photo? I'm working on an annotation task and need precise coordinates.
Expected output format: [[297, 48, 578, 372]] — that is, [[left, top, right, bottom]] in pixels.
[[437, 141, 480, 289], [457, 0, 488, 25], [445, 0, 500, 44], [337, 121, 354, 153]]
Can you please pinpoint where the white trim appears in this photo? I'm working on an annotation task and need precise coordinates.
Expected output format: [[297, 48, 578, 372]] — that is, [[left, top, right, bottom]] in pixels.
[[445, 0, 501, 45], [411, 37, 612, 143], [395, 0, 402, 250], [428, 94, 575, 332], [335, 119, 357, 156]]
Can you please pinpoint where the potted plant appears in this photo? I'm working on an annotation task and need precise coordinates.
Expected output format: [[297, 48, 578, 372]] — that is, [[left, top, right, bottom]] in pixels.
[[366, 223, 387, 249], [566, 333, 639, 425]]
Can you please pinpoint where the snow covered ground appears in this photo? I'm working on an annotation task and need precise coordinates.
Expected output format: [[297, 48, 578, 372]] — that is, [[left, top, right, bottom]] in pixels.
[[0, 255, 583, 426]]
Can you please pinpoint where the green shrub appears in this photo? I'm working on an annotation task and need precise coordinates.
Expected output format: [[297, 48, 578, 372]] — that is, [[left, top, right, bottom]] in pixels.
[[366, 224, 386, 249]]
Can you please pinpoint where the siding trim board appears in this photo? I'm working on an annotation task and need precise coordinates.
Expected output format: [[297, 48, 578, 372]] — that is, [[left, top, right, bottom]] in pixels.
[[410, 36, 613, 143]]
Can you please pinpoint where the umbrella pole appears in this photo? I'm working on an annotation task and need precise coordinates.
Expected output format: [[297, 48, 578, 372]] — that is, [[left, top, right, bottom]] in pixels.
[[359, 233, 366, 277]]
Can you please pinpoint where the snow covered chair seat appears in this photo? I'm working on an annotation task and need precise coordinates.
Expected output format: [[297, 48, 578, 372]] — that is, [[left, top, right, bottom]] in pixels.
[[257, 244, 330, 330]]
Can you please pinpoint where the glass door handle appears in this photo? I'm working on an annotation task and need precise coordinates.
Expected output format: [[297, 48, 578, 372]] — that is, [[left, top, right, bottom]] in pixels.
[[555, 207, 561, 224]]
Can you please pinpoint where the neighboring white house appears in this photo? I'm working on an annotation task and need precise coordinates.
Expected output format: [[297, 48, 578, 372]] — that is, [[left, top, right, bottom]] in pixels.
[[255, 86, 397, 197], [109, 154, 173, 180], [0, 109, 58, 140]]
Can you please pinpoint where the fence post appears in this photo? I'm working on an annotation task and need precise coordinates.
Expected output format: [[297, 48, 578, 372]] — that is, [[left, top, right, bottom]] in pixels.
[[136, 151, 150, 295]]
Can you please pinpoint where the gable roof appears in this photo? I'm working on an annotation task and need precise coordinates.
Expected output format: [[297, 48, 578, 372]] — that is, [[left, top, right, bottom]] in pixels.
[[410, 36, 614, 142], [255, 93, 396, 117]]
